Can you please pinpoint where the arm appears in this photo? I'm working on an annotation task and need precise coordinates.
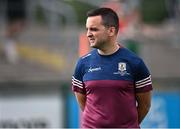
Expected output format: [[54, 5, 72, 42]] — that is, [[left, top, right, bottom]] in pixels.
[[136, 91, 151, 124], [74, 92, 86, 111]]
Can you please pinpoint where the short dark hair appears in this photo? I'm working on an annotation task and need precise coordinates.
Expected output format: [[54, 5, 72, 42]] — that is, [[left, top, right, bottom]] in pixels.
[[87, 7, 119, 34]]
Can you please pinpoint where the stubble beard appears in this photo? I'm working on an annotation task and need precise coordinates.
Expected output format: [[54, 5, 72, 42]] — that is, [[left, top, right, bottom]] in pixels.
[[90, 39, 107, 50]]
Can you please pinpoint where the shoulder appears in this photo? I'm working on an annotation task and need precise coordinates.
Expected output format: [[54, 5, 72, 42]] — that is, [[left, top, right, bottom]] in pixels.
[[79, 49, 96, 62], [74, 49, 96, 73], [120, 47, 143, 65]]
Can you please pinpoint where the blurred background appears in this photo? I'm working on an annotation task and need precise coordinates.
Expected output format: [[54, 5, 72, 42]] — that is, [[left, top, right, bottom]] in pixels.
[[0, 0, 180, 128]]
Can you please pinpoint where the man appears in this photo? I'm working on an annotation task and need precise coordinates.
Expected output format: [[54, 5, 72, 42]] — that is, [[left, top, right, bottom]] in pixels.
[[72, 7, 152, 128]]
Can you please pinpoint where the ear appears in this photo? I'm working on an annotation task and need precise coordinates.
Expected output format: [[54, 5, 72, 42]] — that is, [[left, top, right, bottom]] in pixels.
[[108, 27, 116, 36]]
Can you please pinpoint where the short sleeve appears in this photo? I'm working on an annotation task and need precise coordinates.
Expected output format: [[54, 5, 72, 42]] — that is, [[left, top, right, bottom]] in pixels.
[[134, 59, 153, 93], [72, 59, 86, 94]]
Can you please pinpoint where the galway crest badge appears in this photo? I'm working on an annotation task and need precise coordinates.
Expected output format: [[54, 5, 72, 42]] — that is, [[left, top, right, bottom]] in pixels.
[[118, 62, 126, 72]]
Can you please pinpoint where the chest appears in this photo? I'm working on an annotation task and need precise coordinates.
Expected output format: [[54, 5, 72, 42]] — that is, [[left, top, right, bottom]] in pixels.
[[83, 58, 134, 82]]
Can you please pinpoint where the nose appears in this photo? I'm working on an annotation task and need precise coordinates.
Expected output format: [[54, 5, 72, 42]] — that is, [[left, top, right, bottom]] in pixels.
[[86, 30, 93, 38]]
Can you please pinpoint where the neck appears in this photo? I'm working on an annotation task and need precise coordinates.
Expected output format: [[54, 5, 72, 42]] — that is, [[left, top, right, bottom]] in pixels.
[[98, 42, 120, 55]]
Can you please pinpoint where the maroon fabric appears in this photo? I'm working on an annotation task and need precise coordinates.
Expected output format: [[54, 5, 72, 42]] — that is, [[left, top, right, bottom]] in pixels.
[[78, 80, 148, 128]]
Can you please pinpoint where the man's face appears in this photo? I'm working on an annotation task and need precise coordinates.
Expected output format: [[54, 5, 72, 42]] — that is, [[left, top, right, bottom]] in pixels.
[[86, 16, 109, 49]]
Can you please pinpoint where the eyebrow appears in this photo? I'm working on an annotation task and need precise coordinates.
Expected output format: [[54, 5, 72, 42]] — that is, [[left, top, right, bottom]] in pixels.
[[86, 27, 99, 31]]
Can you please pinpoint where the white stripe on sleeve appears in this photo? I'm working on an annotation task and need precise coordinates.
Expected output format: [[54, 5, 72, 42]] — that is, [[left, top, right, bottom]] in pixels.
[[72, 76, 83, 89], [135, 75, 152, 88]]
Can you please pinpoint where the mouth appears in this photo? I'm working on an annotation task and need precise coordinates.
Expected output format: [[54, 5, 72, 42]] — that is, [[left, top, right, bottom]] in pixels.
[[89, 38, 95, 43]]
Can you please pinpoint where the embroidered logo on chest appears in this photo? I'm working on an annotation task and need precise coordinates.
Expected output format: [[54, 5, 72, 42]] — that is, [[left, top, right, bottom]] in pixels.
[[113, 62, 130, 76], [88, 67, 102, 72], [118, 62, 126, 72]]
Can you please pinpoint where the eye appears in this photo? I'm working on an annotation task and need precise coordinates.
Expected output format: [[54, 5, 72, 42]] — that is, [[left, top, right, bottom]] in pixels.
[[86, 27, 99, 33], [90, 27, 98, 31]]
